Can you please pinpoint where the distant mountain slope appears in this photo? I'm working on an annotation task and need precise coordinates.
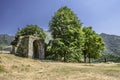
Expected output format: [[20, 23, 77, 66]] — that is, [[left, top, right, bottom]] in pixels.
[[0, 34, 14, 46], [45, 31, 53, 44], [100, 33, 120, 55]]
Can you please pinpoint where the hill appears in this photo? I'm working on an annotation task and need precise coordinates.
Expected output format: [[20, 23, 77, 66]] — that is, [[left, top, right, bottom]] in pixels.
[[0, 34, 14, 45], [100, 33, 120, 56], [45, 31, 53, 44], [0, 34, 14, 51], [0, 53, 120, 80]]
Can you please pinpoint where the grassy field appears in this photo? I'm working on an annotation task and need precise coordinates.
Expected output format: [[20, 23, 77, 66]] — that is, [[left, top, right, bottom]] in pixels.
[[0, 53, 120, 80]]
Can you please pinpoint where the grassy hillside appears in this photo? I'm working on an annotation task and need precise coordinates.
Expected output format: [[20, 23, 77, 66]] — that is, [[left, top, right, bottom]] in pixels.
[[101, 33, 120, 56], [0, 34, 14, 50], [0, 53, 120, 80], [0, 34, 14, 45]]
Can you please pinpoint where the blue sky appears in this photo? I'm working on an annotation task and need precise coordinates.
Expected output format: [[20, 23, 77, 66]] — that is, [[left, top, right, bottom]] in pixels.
[[0, 0, 120, 35]]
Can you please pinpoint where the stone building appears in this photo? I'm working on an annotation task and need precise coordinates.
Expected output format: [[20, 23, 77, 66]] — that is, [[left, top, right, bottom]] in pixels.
[[12, 35, 44, 59]]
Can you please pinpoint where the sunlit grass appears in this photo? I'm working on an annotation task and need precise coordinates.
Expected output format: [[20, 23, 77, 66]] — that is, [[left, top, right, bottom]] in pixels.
[[0, 53, 120, 80], [0, 65, 6, 73]]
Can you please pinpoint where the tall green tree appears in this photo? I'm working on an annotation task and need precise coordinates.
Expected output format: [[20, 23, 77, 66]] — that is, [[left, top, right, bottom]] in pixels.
[[83, 27, 105, 63], [48, 6, 84, 62]]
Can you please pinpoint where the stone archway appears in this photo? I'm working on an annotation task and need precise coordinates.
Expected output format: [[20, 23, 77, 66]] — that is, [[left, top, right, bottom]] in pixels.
[[12, 35, 45, 59], [33, 40, 40, 59]]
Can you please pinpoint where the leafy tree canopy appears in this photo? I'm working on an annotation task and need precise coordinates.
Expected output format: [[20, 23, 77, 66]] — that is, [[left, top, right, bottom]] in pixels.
[[11, 25, 46, 45], [16, 25, 46, 40], [47, 6, 84, 62], [83, 27, 105, 63]]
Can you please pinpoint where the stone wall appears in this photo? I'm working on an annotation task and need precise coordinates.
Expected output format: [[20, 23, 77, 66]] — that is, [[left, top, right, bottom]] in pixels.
[[12, 35, 44, 59]]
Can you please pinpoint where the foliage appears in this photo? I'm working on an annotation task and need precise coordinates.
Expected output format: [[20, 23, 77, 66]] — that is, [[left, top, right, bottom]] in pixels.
[[11, 25, 46, 45], [82, 27, 105, 63], [46, 39, 67, 61], [17, 25, 46, 40], [47, 6, 84, 62], [11, 36, 19, 46], [66, 49, 83, 62]]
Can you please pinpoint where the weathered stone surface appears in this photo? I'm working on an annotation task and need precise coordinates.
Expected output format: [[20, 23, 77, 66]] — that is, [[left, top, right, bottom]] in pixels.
[[12, 35, 44, 59]]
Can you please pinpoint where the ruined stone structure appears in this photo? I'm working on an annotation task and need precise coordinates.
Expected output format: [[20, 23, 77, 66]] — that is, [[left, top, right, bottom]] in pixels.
[[12, 35, 44, 59]]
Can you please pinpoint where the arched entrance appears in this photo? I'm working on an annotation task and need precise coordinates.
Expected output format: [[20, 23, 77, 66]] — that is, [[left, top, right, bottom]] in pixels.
[[33, 40, 40, 59]]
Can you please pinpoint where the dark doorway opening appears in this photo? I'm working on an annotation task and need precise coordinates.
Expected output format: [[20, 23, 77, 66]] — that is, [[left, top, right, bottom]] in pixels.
[[33, 40, 40, 59]]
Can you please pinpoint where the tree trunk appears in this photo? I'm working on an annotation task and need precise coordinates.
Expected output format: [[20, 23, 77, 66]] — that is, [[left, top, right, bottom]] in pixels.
[[104, 57, 107, 63], [83, 50, 87, 63], [88, 53, 91, 63], [84, 54, 87, 63], [63, 52, 67, 62]]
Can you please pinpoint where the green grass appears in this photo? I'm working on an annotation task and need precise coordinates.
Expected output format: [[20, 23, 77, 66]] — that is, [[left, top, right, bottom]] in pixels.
[[0, 56, 2, 63], [52, 66, 93, 74], [52, 63, 120, 78], [0, 65, 6, 73], [116, 63, 120, 66]]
